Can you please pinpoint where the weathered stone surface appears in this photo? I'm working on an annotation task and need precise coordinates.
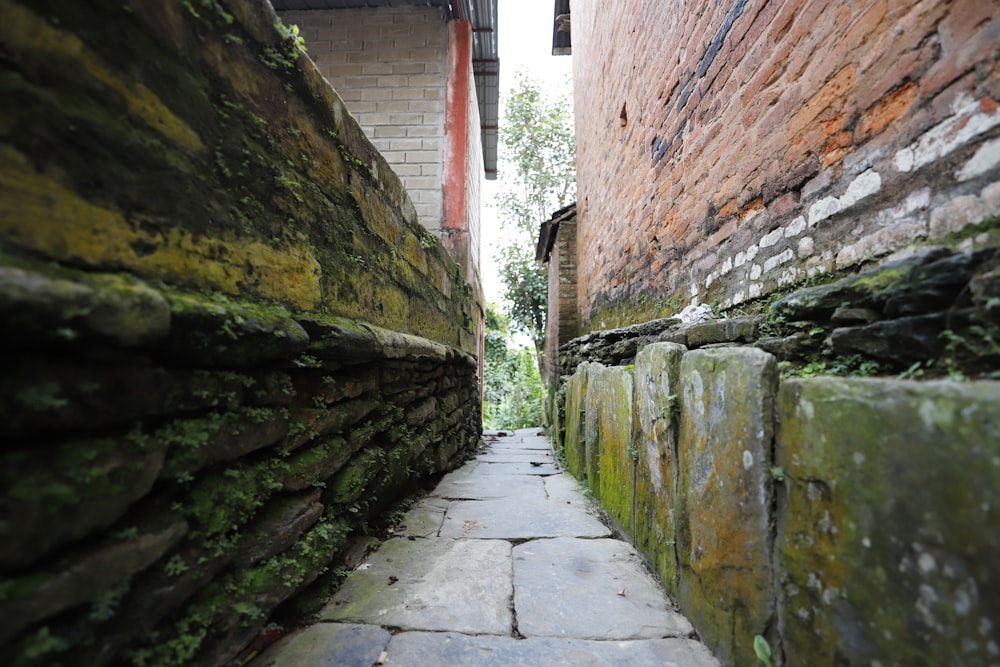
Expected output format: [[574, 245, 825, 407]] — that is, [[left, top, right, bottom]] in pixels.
[[830, 306, 880, 325], [753, 332, 814, 359], [466, 461, 560, 476], [302, 316, 454, 362], [0, 361, 259, 438], [878, 250, 976, 317], [0, 263, 170, 347], [769, 248, 952, 321], [321, 538, 512, 635], [828, 310, 972, 364], [634, 342, 685, 593], [776, 377, 1000, 666], [474, 452, 554, 463], [252, 623, 390, 667], [583, 363, 606, 495], [562, 363, 590, 478], [540, 473, 593, 505], [395, 497, 450, 538], [590, 364, 636, 531], [0, 437, 166, 569], [160, 407, 291, 478], [0, 516, 187, 644], [383, 632, 721, 667], [685, 315, 762, 347], [488, 437, 551, 452], [281, 435, 364, 492], [431, 468, 546, 501], [676, 347, 778, 667], [438, 495, 610, 540], [236, 491, 324, 566], [163, 292, 310, 367], [513, 537, 693, 640]]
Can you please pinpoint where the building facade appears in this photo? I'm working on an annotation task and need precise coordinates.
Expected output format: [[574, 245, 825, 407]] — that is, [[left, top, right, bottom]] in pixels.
[[274, 0, 499, 381], [558, 0, 1000, 330]]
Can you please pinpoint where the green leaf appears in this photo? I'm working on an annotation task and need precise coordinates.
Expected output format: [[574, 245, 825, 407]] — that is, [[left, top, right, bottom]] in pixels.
[[753, 635, 775, 667]]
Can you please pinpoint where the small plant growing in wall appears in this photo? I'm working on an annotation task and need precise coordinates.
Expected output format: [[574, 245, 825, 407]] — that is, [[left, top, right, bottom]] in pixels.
[[661, 393, 680, 421], [753, 635, 775, 667], [274, 17, 308, 55]]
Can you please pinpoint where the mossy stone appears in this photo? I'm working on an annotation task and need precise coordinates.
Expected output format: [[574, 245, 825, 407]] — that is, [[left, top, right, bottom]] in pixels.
[[0, 437, 167, 569], [776, 377, 1000, 666], [562, 363, 590, 479], [590, 364, 636, 532], [633, 342, 686, 594], [676, 347, 778, 667]]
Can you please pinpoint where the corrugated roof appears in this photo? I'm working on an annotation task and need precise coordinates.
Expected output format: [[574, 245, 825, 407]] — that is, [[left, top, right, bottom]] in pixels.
[[271, 0, 498, 179]]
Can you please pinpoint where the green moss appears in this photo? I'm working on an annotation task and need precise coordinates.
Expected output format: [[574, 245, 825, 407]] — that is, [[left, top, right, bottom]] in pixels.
[[587, 294, 685, 333], [185, 458, 284, 539], [328, 449, 384, 504]]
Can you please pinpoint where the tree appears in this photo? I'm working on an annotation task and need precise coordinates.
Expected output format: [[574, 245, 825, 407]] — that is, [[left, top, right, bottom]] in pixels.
[[495, 70, 576, 372], [482, 304, 543, 430]]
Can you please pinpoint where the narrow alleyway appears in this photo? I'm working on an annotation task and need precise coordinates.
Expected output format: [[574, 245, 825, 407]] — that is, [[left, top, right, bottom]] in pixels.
[[253, 429, 719, 666]]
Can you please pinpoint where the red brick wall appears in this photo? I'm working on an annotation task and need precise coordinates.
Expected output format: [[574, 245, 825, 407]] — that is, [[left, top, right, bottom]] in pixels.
[[571, 0, 1000, 329], [544, 215, 579, 387]]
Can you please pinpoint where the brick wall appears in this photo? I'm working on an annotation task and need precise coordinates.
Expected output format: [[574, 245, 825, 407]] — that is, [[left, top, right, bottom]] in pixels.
[[544, 214, 579, 387], [570, 0, 1000, 329], [280, 7, 448, 231]]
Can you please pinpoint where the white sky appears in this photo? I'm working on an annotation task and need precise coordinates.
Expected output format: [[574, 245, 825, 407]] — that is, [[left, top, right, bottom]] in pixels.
[[481, 0, 573, 305]]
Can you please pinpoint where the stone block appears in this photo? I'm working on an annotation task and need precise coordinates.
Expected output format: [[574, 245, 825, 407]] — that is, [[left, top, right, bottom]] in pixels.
[[587, 364, 635, 530], [633, 342, 686, 593], [0, 437, 166, 569], [0, 264, 170, 348], [252, 623, 390, 667], [583, 363, 603, 494], [676, 347, 778, 666], [322, 538, 512, 635], [0, 516, 187, 645], [776, 377, 1000, 666]]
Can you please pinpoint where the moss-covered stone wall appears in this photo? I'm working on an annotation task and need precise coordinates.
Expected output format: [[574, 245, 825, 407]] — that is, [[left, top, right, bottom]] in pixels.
[[556, 245, 1000, 666], [0, 0, 476, 353], [0, 0, 481, 664]]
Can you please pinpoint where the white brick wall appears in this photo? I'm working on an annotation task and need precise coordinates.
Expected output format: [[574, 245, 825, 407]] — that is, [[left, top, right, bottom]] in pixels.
[[280, 7, 448, 232]]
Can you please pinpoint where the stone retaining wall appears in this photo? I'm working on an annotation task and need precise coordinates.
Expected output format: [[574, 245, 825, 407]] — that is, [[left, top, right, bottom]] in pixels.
[[561, 347, 999, 666], [555, 245, 1000, 665], [0, 0, 480, 664]]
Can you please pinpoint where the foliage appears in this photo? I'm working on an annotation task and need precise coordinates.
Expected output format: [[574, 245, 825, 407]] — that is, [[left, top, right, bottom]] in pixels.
[[753, 635, 775, 667], [494, 69, 575, 362], [483, 305, 543, 430]]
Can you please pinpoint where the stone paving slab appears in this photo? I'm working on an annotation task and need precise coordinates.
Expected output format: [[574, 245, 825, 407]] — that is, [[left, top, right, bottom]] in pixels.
[[475, 452, 555, 463], [431, 467, 546, 501], [394, 497, 449, 537], [468, 460, 561, 475], [543, 473, 592, 504], [383, 631, 721, 667], [252, 623, 389, 667], [321, 538, 512, 635], [485, 433, 551, 451], [513, 537, 694, 640], [255, 429, 717, 667], [439, 496, 611, 540]]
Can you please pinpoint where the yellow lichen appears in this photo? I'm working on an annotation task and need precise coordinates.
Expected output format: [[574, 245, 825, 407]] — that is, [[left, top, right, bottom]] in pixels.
[[0, 146, 322, 310], [1, 0, 204, 155]]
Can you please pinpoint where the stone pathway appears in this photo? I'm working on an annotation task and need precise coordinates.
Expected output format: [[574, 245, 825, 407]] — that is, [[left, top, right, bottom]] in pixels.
[[252, 428, 719, 667]]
